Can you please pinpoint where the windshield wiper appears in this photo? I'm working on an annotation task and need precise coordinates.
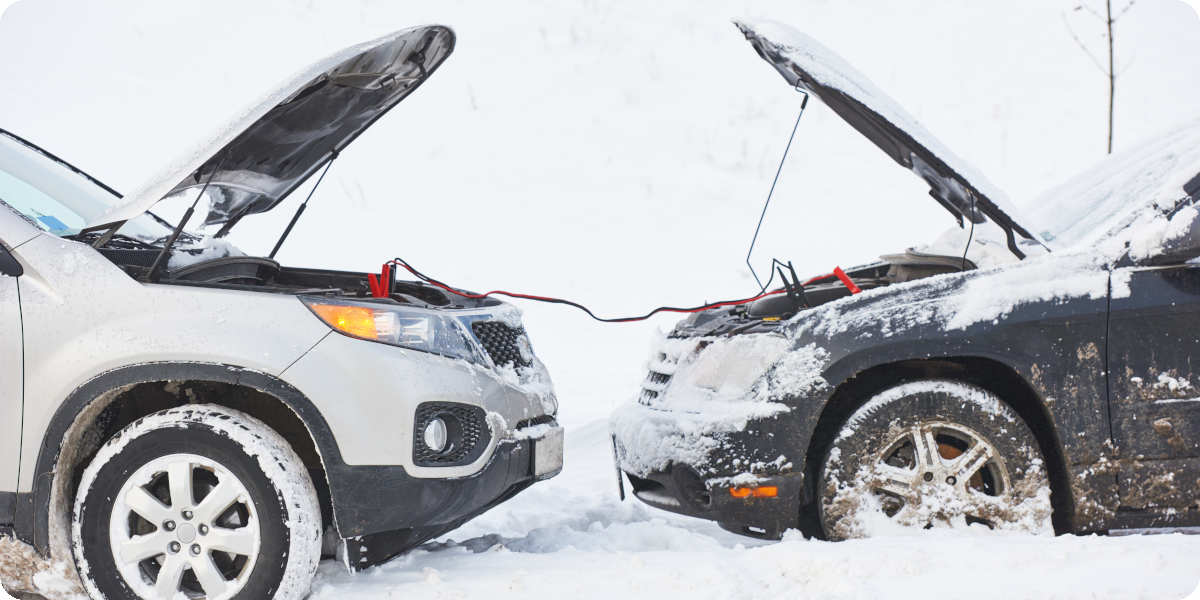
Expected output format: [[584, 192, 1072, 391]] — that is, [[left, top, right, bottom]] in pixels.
[[75, 231, 158, 249]]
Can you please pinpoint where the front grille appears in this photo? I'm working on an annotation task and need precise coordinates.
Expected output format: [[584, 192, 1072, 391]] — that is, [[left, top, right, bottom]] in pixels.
[[638, 339, 708, 405], [639, 352, 681, 405], [413, 402, 490, 467], [471, 321, 532, 368]]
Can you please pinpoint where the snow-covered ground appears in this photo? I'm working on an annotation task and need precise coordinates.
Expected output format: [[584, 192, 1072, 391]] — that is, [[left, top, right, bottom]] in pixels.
[[5, 0, 1200, 598], [310, 421, 1200, 600]]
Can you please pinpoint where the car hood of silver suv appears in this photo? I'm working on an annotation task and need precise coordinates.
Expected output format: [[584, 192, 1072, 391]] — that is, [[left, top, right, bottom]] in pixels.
[[85, 24, 455, 233]]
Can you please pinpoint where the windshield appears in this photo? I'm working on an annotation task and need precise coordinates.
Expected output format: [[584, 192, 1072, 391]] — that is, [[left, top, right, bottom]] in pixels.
[[1022, 118, 1200, 251], [0, 132, 169, 240]]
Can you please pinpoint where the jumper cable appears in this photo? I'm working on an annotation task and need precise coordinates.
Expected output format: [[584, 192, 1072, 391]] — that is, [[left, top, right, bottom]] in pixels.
[[374, 257, 860, 323]]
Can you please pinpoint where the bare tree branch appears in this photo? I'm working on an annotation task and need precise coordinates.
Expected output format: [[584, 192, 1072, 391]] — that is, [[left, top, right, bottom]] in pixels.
[[1117, 51, 1137, 76], [1106, 0, 1116, 153], [1066, 0, 1126, 153], [1074, 2, 1106, 22], [1062, 12, 1110, 75], [1115, 0, 1137, 20]]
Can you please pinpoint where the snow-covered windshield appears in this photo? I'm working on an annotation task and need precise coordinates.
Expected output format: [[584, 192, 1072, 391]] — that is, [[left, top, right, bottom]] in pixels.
[[0, 132, 169, 240], [1022, 118, 1200, 252]]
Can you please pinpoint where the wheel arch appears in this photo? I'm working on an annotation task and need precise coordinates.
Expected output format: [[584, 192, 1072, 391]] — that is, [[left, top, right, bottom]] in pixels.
[[16, 362, 344, 561], [800, 355, 1076, 535]]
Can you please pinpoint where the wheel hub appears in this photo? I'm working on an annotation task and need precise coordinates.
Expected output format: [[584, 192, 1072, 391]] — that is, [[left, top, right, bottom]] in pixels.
[[175, 523, 197, 545]]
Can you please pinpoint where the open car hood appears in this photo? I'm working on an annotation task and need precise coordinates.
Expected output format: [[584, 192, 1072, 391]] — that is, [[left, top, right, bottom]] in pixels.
[[86, 25, 455, 230], [735, 19, 1044, 258]]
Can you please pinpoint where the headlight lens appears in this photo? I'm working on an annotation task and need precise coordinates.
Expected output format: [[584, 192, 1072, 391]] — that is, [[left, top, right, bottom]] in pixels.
[[677, 334, 789, 397], [301, 297, 484, 363]]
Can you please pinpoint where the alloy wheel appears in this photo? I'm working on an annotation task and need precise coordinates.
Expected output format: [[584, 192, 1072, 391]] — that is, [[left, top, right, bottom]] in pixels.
[[866, 421, 1011, 528], [108, 453, 261, 600]]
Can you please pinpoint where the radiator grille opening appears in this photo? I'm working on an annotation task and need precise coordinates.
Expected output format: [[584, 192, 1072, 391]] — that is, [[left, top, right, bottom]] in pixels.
[[471, 321, 532, 369]]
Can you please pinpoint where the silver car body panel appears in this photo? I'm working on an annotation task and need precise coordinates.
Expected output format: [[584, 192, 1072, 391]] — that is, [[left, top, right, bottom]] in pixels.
[[0, 205, 39, 248], [10, 229, 332, 491], [284, 333, 554, 477], [0, 269, 21, 492]]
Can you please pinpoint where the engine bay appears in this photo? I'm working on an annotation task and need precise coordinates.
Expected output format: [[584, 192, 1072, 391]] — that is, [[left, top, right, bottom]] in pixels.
[[674, 249, 974, 337], [77, 236, 501, 310]]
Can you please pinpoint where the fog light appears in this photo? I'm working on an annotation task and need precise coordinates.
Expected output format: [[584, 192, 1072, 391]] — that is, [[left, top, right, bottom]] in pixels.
[[424, 417, 449, 452]]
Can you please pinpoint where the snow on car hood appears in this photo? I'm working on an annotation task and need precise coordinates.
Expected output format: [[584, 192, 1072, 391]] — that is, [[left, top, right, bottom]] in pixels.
[[85, 25, 455, 230], [734, 19, 1044, 259]]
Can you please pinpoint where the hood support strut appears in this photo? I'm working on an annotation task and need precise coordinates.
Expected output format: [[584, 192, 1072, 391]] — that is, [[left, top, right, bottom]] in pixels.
[[144, 154, 228, 282], [268, 150, 337, 259]]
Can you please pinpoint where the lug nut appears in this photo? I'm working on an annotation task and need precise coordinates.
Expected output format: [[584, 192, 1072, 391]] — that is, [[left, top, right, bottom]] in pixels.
[[182, 510, 194, 521], [169, 542, 181, 554], [190, 544, 202, 556], [923, 472, 934, 482], [163, 520, 176, 532], [946, 476, 957, 485], [198, 524, 209, 536]]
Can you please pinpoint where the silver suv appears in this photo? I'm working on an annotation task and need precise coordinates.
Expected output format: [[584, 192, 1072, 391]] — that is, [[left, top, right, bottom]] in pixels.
[[0, 25, 563, 600]]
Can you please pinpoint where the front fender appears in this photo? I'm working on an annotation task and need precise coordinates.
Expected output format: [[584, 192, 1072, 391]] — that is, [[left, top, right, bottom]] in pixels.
[[15, 362, 344, 557]]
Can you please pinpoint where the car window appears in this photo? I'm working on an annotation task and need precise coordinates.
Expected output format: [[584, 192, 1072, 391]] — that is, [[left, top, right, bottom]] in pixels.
[[1023, 120, 1200, 252], [0, 168, 86, 233], [0, 133, 119, 235], [0, 133, 171, 241]]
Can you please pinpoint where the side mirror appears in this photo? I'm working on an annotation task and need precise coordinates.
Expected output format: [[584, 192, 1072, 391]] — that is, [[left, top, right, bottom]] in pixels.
[[1140, 202, 1200, 266], [0, 243, 22, 277]]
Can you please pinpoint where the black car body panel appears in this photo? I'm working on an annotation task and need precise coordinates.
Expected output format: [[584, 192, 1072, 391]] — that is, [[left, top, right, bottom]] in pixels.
[[336, 436, 551, 568]]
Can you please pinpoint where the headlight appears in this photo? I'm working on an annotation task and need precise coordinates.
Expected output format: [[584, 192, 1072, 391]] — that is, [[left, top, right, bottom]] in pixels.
[[300, 296, 485, 363], [677, 334, 789, 397]]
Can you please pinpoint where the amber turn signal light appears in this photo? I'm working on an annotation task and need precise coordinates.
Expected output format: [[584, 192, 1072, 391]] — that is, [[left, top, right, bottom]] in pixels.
[[307, 303, 382, 340], [729, 486, 778, 498]]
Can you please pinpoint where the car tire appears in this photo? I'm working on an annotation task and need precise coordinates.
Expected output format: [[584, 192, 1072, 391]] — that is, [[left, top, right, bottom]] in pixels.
[[818, 379, 1052, 540], [72, 404, 322, 600]]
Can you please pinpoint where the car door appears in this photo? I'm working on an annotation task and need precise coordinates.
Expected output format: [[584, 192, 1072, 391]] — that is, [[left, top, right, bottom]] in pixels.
[[1108, 262, 1200, 525], [0, 240, 22, 502]]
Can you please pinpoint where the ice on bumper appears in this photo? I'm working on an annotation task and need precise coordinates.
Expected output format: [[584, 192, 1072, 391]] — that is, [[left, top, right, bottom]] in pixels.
[[612, 333, 830, 477]]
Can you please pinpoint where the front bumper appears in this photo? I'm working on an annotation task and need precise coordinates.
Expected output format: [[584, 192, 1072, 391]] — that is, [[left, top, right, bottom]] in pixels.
[[333, 420, 563, 569], [625, 467, 803, 539], [612, 401, 804, 539]]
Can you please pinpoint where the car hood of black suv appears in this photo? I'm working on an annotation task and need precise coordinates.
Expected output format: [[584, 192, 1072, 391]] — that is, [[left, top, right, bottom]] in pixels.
[[85, 25, 455, 233], [668, 20, 1200, 338], [735, 19, 1045, 259]]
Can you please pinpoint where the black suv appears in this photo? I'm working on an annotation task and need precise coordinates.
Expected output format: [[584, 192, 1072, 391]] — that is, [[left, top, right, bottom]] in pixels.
[[612, 19, 1200, 540]]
